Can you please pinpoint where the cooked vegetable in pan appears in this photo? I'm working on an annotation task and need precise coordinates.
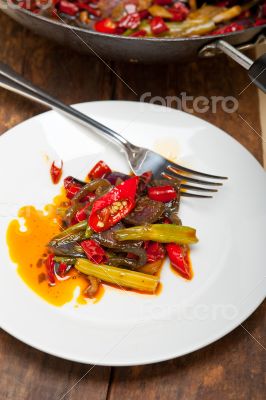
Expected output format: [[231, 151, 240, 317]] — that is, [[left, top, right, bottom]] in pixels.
[[7, 160, 198, 305], [17, 0, 266, 38]]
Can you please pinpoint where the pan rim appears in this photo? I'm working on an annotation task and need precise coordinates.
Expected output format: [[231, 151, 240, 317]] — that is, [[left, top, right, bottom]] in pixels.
[[3, 2, 266, 43]]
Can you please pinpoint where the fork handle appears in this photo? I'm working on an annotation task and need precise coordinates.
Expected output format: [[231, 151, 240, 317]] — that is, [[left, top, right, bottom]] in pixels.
[[0, 62, 131, 150]]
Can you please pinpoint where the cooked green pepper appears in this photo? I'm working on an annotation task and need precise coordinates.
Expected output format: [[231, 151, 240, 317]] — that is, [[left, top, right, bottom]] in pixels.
[[115, 224, 198, 244], [49, 231, 86, 248], [75, 259, 159, 292], [213, 5, 242, 23], [54, 257, 77, 265], [148, 4, 173, 18], [50, 220, 87, 242], [166, 20, 216, 37], [85, 225, 93, 239]]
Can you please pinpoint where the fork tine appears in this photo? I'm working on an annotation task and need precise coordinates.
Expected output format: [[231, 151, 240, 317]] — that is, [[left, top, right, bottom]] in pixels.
[[164, 172, 217, 192], [161, 171, 223, 186], [167, 164, 227, 180], [181, 192, 213, 198], [181, 183, 218, 193]]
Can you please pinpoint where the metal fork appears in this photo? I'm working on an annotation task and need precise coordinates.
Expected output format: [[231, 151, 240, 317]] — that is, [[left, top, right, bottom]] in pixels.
[[0, 62, 227, 198]]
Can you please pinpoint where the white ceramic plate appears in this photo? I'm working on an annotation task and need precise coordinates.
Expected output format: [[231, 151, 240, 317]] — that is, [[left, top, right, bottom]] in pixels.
[[0, 101, 265, 366]]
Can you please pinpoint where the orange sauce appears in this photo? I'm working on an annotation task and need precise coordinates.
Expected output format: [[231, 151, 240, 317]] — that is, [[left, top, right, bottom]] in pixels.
[[6, 192, 93, 307]]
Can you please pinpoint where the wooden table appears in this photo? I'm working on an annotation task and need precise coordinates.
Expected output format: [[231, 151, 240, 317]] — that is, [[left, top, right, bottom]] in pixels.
[[0, 12, 265, 400]]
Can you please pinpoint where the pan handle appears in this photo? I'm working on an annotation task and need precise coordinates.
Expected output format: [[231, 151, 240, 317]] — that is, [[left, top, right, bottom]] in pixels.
[[199, 32, 266, 93], [216, 40, 266, 93]]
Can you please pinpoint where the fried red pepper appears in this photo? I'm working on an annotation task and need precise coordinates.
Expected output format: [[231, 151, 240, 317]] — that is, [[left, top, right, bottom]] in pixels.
[[46, 254, 56, 284], [148, 185, 177, 202], [81, 239, 106, 264], [50, 161, 63, 184], [166, 243, 192, 280], [145, 241, 166, 263], [89, 176, 139, 232], [150, 16, 169, 34], [88, 160, 112, 180], [94, 18, 117, 34]]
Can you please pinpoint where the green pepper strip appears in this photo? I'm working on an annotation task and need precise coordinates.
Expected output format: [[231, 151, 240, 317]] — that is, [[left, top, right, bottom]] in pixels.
[[166, 20, 216, 37], [85, 225, 93, 239], [115, 224, 198, 245], [75, 259, 159, 293], [50, 220, 87, 242], [54, 257, 77, 265], [49, 231, 86, 248]]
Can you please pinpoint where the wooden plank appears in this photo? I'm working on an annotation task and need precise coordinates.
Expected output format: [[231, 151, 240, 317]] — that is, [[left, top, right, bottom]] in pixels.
[[0, 13, 115, 135], [108, 304, 265, 400], [0, 331, 110, 400], [0, 12, 111, 400]]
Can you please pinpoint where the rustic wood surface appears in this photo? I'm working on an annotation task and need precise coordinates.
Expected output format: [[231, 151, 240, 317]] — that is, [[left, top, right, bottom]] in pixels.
[[0, 11, 265, 400]]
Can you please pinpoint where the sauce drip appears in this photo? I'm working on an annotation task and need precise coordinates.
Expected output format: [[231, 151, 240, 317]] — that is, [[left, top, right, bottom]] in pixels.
[[6, 193, 101, 306]]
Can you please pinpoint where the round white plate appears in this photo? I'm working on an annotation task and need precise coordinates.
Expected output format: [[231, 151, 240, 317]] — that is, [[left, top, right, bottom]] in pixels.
[[0, 101, 265, 366]]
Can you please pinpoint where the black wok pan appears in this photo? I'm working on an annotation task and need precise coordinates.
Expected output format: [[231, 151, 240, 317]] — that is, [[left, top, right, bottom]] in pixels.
[[1, 2, 266, 91]]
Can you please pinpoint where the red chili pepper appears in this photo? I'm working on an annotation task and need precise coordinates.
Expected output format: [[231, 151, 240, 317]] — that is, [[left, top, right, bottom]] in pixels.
[[212, 22, 244, 35], [58, 1, 79, 16], [145, 241, 166, 263], [141, 171, 153, 183], [169, 3, 189, 21], [94, 18, 117, 34], [52, 8, 59, 18], [118, 12, 141, 29], [18, 0, 37, 10], [75, 202, 92, 222], [138, 170, 153, 192], [148, 185, 176, 202], [58, 262, 67, 277], [50, 160, 63, 184], [150, 16, 169, 35], [64, 176, 95, 202], [76, 3, 100, 17], [154, 0, 173, 5], [130, 29, 147, 37], [166, 243, 192, 280], [263, 2, 266, 17], [64, 176, 82, 199], [88, 160, 112, 180], [127, 252, 138, 259], [18, 1, 27, 8], [89, 176, 139, 232], [138, 9, 150, 19], [254, 18, 266, 26], [81, 239, 106, 264], [46, 254, 56, 284], [215, 1, 229, 6]]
